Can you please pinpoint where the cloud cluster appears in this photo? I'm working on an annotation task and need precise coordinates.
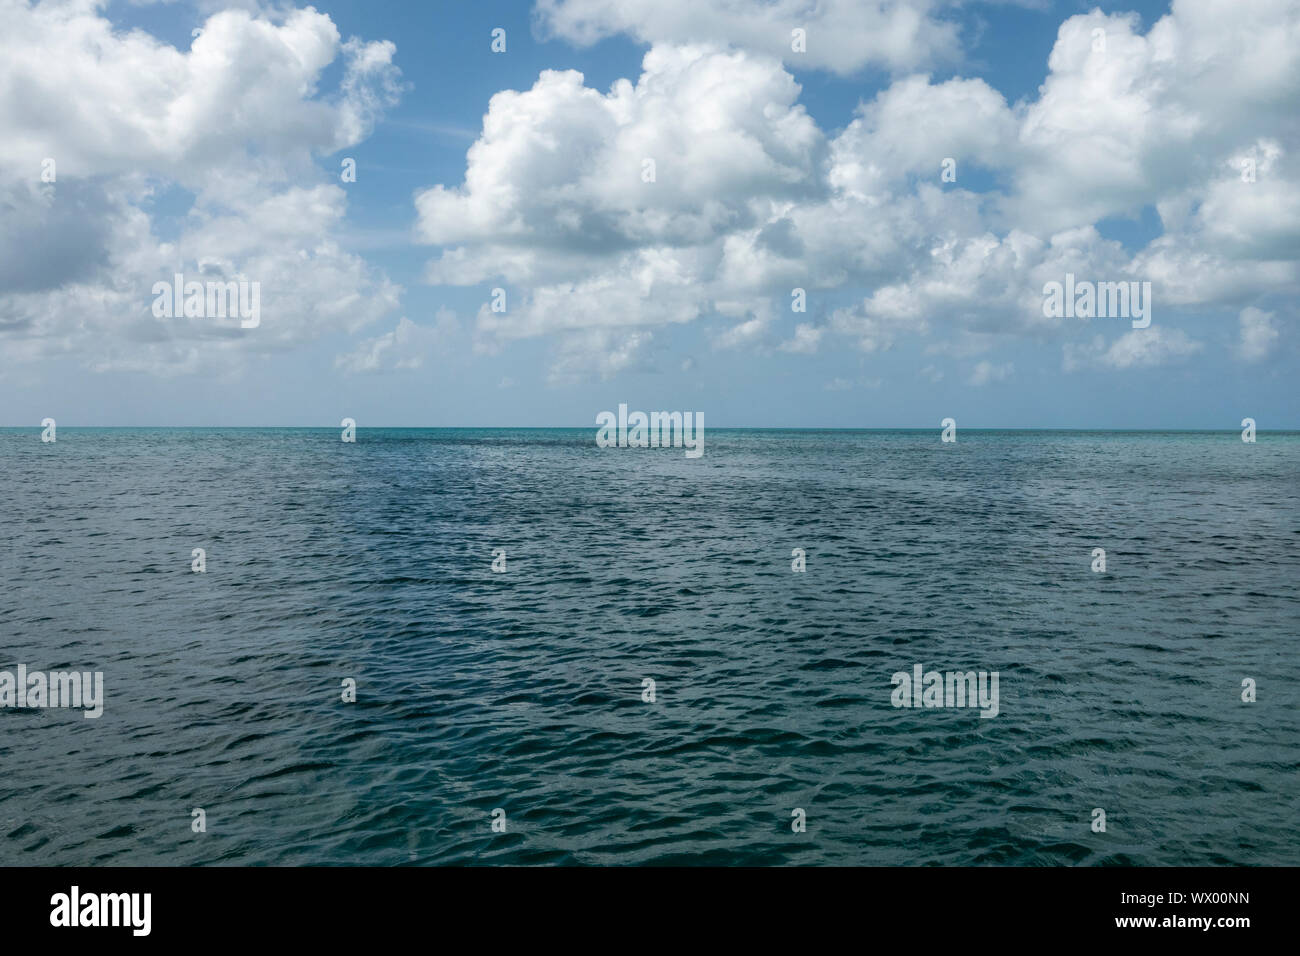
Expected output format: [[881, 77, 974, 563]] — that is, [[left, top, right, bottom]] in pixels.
[[4, 0, 1295, 384], [413, 0, 1297, 379], [335, 308, 460, 374], [0, 0, 403, 374], [533, 0, 964, 75], [1063, 327, 1202, 371]]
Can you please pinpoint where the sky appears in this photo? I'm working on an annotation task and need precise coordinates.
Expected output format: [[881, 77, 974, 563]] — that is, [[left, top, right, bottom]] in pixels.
[[0, 0, 1297, 427]]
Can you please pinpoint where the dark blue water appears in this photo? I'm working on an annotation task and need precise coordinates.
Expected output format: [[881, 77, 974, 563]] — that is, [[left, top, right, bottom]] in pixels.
[[1, 428, 1297, 865]]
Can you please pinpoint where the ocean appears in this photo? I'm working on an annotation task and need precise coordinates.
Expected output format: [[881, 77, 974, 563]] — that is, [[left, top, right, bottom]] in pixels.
[[1, 428, 1297, 865]]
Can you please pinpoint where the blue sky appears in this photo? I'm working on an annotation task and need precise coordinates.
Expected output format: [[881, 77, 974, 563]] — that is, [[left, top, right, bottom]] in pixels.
[[1, 0, 1296, 427]]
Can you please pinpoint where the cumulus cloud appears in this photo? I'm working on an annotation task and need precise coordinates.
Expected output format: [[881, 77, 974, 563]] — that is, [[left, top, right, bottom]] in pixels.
[[1010, 3, 1300, 240], [0, 1, 403, 374], [779, 322, 823, 354], [335, 308, 459, 375], [8, 0, 1299, 392], [416, 45, 823, 274], [414, 44, 830, 369], [533, 0, 964, 76], [968, 360, 1012, 385], [547, 327, 654, 384], [1063, 327, 1203, 371], [828, 74, 1016, 201], [828, 301, 920, 353], [1236, 306, 1281, 362], [409, 0, 1300, 383]]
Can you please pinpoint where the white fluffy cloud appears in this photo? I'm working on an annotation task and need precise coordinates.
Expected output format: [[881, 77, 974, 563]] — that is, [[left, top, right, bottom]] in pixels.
[[415, 45, 824, 371], [548, 327, 654, 384], [1236, 306, 1281, 362], [828, 74, 1016, 201], [335, 309, 460, 375], [417, 45, 822, 270], [1010, 4, 1300, 240], [968, 360, 1013, 385], [0, 0, 403, 373], [0, 4, 398, 180], [779, 322, 822, 354], [1063, 327, 1203, 371], [411, 0, 1299, 381], [7, 0, 1297, 387], [533, 0, 964, 75]]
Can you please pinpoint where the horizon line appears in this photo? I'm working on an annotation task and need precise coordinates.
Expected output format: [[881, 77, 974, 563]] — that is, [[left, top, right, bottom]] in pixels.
[[2, 424, 1294, 432]]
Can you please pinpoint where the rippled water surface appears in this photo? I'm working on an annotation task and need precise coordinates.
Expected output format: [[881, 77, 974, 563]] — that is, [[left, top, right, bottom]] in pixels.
[[1, 428, 1297, 865]]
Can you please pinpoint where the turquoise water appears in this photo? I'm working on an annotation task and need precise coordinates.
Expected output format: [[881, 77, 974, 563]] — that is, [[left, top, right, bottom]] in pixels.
[[1, 428, 1297, 864]]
